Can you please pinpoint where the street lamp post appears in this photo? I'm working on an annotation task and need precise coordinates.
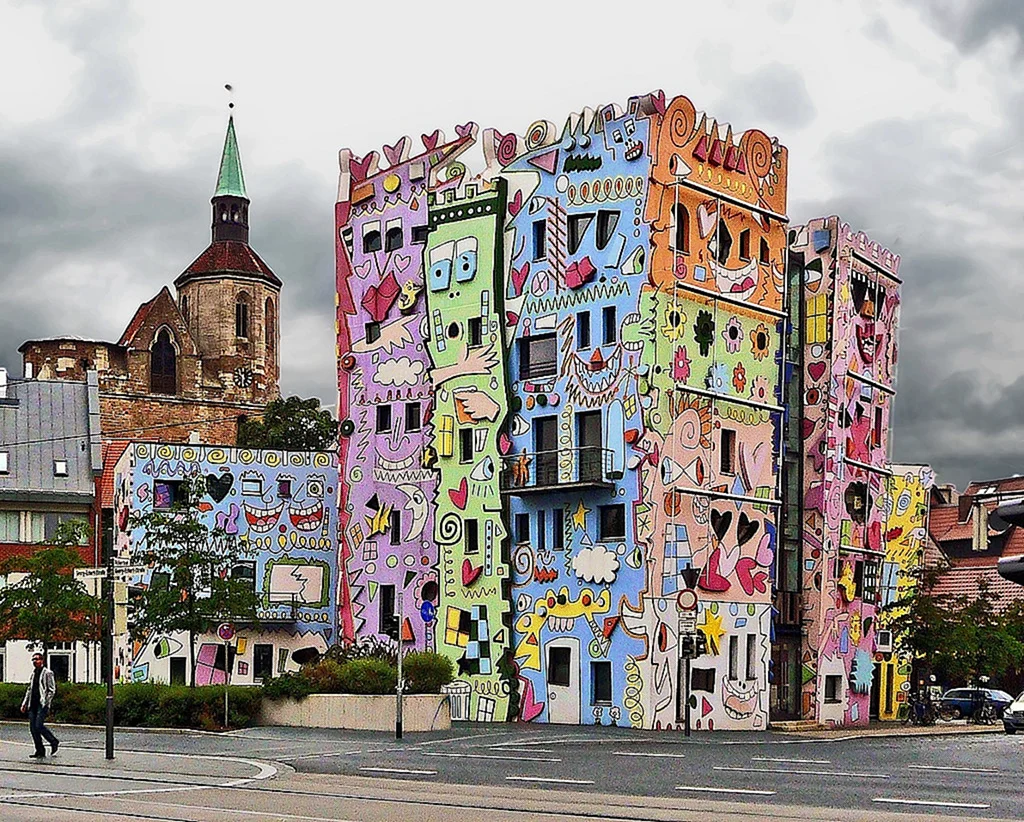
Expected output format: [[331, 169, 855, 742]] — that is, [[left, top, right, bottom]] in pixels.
[[104, 546, 115, 760], [396, 590, 404, 740]]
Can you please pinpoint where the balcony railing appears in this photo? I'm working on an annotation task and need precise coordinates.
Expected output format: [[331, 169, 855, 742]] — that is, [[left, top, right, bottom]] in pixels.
[[500, 446, 617, 494]]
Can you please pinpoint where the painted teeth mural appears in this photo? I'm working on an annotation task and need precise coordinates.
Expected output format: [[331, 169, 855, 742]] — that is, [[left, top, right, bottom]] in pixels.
[[335, 90, 798, 730]]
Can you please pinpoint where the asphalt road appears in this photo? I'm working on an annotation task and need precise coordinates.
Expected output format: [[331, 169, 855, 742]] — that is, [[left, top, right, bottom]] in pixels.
[[0, 721, 1018, 821]]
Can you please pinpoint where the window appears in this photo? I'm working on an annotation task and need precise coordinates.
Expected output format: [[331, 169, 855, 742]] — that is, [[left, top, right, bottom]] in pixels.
[[596, 210, 619, 250], [0, 452, 8, 474], [253, 645, 273, 680], [150, 329, 177, 395], [591, 661, 612, 704], [760, 237, 770, 264], [41, 513, 87, 543], [464, 519, 479, 555], [728, 635, 739, 680], [389, 510, 401, 545], [363, 224, 382, 253], [515, 512, 530, 544], [746, 634, 757, 680], [265, 298, 275, 350], [862, 559, 879, 599], [404, 402, 421, 433], [567, 213, 593, 255], [0, 512, 17, 542], [873, 407, 883, 448], [806, 293, 828, 344], [365, 322, 381, 343], [533, 220, 547, 261], [241, 476, 264, 496], [672, 203, 690, 253], [602, 306, 617, 345], [720, 429, 736, 474], [576, 313, 591, 349], [467, 317, 483, 348], [547, 646, 571, 687], [459, 428, 474, 463], [385, 223, 403, 252], [716, 220, 732, 265], [824, 675, 842, 704], [49, 654, 70, 683], [537, 510, 546, 552], [691, 667, 716, 693], [153, 480, 182, 510], [739, 228, 751, 261], [552, 507, 564, 551], [232, 562, 257, 592], [380, 584, 396, 632], [53, 459, 68, 477], [376, 405, 392, 434], [180, 295, 189, 321], [599, 504, 626, 541], [519, 335, 557, 380], [235, 298, 249, 338], [411, 225, 431, 244]]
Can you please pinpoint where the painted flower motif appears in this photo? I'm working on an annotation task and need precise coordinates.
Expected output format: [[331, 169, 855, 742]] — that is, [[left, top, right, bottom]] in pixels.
[[750, 374, 771, 403], [673, 346, 691, 381], [750, 322, 771, 361], [705, 362, 728, 393], [722, 316, 743, 354], [662, 305, 687, 341], [732, 363, 747, 394], [693, 309, 715, 357]]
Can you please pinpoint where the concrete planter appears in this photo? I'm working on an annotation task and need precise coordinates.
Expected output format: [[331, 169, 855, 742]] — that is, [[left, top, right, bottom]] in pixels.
[[259, 693, 450, 732]]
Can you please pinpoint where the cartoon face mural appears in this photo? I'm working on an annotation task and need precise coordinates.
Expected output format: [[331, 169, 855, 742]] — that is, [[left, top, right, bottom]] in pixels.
[[111, 443, 339, 685], [790, 218, 902, 726]]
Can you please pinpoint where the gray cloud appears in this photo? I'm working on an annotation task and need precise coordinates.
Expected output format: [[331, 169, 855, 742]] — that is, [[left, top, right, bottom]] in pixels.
[[730, 63, 817, 130], [909, 0, 1024, 56]]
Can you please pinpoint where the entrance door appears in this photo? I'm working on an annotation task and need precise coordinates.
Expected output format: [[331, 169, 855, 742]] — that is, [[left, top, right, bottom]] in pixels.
[[769, 636, 801, 721], [869, 662, 882, 720], [576, 411, 602, 482], [533, 416, 558, 486], [546, 638, 581, 724]]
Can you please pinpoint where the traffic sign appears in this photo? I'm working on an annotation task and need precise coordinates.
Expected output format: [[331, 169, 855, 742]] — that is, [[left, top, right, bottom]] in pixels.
[[74, 567, 108, 580], [113, 566, 147, 577], [676, 588, 698, 611], [679, 612, 697, 633], [217, 622, 235, 642]]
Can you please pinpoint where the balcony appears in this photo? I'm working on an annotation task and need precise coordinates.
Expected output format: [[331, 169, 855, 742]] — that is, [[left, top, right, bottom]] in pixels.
[[500, 446, 617, 495]]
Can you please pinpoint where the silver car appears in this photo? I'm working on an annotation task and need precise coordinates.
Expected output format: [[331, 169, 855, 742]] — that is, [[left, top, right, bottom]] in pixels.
[[1003, 691, 1024, 734]]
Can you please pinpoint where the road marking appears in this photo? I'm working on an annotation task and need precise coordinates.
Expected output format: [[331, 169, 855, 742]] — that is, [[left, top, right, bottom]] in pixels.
[[424, 752, 561, 763], [714, 766, 889, 778], [489, 747, 557, 754], [676, 786, 776, 796], [873, 798, 991, 810], [357, 767, 436, 776], [417, 731, 519, 747], [506, 776, 595, 785], [907, 764, 1002, 774], [613, 751, 687, 759], [752, 756, 831, 765]]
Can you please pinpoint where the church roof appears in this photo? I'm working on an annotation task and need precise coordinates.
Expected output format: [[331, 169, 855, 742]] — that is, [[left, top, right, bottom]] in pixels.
[[174, 240, 282, 288], [215, 116, 247, 199]]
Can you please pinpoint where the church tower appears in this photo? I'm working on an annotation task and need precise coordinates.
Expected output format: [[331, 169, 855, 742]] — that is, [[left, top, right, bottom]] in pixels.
[[174, 116, 282, 403]]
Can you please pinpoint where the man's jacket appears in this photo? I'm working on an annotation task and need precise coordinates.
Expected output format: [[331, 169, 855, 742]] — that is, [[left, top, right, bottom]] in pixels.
[[21, 667, 56, 711]]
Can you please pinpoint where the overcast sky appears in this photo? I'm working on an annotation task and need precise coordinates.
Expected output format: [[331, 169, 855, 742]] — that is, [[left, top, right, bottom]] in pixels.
[[1, 0, 1021, 491]]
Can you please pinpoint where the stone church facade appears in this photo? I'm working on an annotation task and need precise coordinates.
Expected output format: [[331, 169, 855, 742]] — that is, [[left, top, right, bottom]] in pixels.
[[19, 117, 281, 444]]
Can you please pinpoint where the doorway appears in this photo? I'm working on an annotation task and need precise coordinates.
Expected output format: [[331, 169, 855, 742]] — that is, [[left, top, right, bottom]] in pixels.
[[533, 416, 558, 485], [576, 411, 603, 482], [546, 638, 581, 724]]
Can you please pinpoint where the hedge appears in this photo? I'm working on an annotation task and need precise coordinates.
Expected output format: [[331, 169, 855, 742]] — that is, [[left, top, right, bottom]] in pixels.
[[0, 682, 262, 729], [262, 651, 452, 698]]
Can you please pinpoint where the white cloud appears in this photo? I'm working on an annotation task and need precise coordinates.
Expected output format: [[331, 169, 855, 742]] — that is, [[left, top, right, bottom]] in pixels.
[[572, 546, 620, 585], [375, 356, 424, 387]]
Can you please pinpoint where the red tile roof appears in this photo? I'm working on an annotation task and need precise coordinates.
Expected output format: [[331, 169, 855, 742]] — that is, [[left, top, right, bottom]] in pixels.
[[965, 476, 1024, 496], [930, 563, 1024, 612], [117, 295, 157, 346], [98, 440, 130, 509], [174, 241, 281, 287]]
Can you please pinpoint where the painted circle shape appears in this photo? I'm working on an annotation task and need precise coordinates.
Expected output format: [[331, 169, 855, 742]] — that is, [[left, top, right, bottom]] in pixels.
[[383, 174, 401, 193], [676, 589, 698, 611]]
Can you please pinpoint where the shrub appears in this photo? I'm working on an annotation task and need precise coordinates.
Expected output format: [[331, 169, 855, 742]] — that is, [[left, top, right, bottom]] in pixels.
[[336, 658, 397, 695], [323, 638, 397, 666], [0, 683, 27, 719], [402, 652, 453, 694], [262, 672, 314, 700], [301, 659, 346, 694]]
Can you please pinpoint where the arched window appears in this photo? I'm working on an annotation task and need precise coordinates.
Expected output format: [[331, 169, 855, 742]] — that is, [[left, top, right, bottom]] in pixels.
[[235, 293, 250, 338], [672, 203, 690, 253], [180, 294, 189, 322], [265, 297, 275, 351], [151, 329, 177, 395]]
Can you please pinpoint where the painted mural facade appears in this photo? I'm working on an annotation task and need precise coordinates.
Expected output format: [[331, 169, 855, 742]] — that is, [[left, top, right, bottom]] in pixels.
[[112, 443, 338, 685], [335, 90, 789, 729], [791, 217, 902, 726]]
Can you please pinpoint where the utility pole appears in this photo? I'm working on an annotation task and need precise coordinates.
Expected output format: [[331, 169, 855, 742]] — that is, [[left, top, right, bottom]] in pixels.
[[395, 590, 404, 740], [104, 548, 115, 760], [683, 653, 691, 738]]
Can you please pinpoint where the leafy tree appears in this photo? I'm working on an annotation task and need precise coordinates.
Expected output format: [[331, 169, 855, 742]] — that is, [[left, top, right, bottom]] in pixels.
[[237, 395, 338, 452], [128, 476, 261, 687], [0, 520, 102, 656]]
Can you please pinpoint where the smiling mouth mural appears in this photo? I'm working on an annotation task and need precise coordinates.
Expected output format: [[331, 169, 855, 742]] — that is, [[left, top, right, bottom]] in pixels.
[[243, 500, 285, 532], [289, 499, 325, 531], [710, 256, 759, 301], [723, 675, 759, 720]]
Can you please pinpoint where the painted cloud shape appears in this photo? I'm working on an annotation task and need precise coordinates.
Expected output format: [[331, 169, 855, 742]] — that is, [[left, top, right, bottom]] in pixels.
[[375, 356, 425, 387], [572, 546, 620, 584]]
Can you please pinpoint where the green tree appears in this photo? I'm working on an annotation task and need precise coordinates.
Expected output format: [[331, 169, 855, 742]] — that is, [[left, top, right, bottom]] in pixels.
[[237, 396, 338, 451], [0, 519, 101, 656], [129, 476, 262, 687]]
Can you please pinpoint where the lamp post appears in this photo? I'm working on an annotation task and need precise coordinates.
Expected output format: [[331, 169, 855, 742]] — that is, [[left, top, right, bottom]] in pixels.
[[678, 566, 702, 739], [104, 548, 115, 760]]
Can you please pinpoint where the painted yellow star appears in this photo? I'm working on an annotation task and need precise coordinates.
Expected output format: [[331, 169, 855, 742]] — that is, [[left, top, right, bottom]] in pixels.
[[571, 500, 591, 531], [699, 609, 725, 656]]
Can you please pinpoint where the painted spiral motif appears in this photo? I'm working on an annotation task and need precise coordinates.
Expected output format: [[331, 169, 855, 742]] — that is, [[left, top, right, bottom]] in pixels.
[[437, 512, 463, 546], [623, 656, 645, 728], [525, 120, 552, 150], [744, 129, 773, 178], [496, 132, 519, 166], [511, 541, 534, 586], [667, 96, 697, 149]]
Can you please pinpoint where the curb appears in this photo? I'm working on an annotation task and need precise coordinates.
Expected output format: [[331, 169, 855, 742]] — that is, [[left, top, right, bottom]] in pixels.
[[0, 719, 230, 736]]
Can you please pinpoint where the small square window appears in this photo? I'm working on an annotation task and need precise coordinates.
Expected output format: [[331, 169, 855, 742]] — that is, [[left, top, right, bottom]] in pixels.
[[412, 225, 431, 244], [459, 428, 474, 463], [515, 512, 530, 543], [365, 322, 381, 344], [825, 675, 842, 704], [405, 402, 421, 433], [277, 479, 292, 499], [153, 480, 182, 511], [376, 405, 392, 434], [465, 519, 479, 554], [468, 317, 483, 348], [519, 335, 557, 380], [533, 220, 547, 261], [691, 667, 716, 693], [720, 429, 736, 475], [53, 460, 68, 477], [241, 476, 264, 496], [0, 452, 8, 474], [599, 504, 626, 541]]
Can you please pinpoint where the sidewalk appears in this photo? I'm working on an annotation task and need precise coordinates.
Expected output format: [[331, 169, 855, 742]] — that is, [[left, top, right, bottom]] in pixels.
[[780, 718, 1004, 740]]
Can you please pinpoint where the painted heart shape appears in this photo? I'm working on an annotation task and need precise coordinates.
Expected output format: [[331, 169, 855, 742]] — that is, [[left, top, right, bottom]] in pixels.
[[353, 261, 373, 279], [697, 548, 731, 593], [449, 478, 468, 510], [462, 558, 483, 587], [498, 433, 512, 455], [350, 152, 377, 182], [206, 472, 234, 503], [518, 676, 545, 722], [710, 509, 732, 542], [564, 256, 596, 290], [755, 533, 774, 568], [736, 558, 768, 596], [506, 311, 520, 326], [697, 201, 717, 238], [807, 361, 827, 382], [736, 512, 760, 546], [510, 262, 530, 297], [802, 418, 816, 439], [651, 89, 667, 115], [393, 254, 411, 274], [455, 121, 476, 139], [197, 502, 213, 513], [382, 136, 410, 166], [421, 130, 441, 151], [508, 189, 523, 218]]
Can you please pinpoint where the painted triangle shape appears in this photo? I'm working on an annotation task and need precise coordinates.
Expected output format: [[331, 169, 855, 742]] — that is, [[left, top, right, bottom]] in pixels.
[[528, 148, 559, 174], [368, 581, 378, 601], [492, 629, 505, 644]]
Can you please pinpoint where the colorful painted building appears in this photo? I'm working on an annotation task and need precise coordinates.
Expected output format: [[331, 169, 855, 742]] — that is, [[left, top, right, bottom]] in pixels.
[[112, 443, 338, 685], [790, 217, 902, 726], [335, 90, 790, 729]]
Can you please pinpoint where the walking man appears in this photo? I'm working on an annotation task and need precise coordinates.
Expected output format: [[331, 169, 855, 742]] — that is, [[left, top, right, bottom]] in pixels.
[[20, 652, 59, 758]]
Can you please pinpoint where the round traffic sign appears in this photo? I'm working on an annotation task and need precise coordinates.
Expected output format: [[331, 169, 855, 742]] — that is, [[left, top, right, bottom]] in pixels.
[[217, 622, 235, 642], [676, 589, 698, 611]]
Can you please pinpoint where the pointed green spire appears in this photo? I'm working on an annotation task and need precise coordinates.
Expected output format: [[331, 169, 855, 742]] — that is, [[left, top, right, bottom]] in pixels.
[[215, 116, 247, 199]]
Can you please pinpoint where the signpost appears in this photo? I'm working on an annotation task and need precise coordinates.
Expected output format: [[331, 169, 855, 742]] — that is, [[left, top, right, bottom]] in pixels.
[[395, 591, 404, 740], [677, 578, 701, 738], [218, 622, 235, 728]]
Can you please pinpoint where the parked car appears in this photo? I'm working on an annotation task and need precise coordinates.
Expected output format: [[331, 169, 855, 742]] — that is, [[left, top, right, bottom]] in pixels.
[[939, 688, 1013, 719], [1003, 692, 1024, 734]]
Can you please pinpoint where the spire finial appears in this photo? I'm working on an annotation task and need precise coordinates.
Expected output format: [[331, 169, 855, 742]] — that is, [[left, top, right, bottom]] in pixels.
[[225, 83, 234, 111]]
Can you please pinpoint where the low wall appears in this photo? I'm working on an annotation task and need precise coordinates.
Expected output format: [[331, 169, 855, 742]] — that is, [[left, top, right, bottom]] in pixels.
[[259, 693, 451, 732]]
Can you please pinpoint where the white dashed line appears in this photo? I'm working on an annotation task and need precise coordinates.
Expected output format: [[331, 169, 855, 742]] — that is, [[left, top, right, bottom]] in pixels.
[[424, 752, 561, 763], [907, 764, 1002, 774], [676, 786, 776, 796], [873, 798, 990, 810], [613, 751, 687, 759], [714, 766, 889, 778], [358, 767, 436, 776], [752, 756, 831, 765], [506, 776, 595, 785]]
